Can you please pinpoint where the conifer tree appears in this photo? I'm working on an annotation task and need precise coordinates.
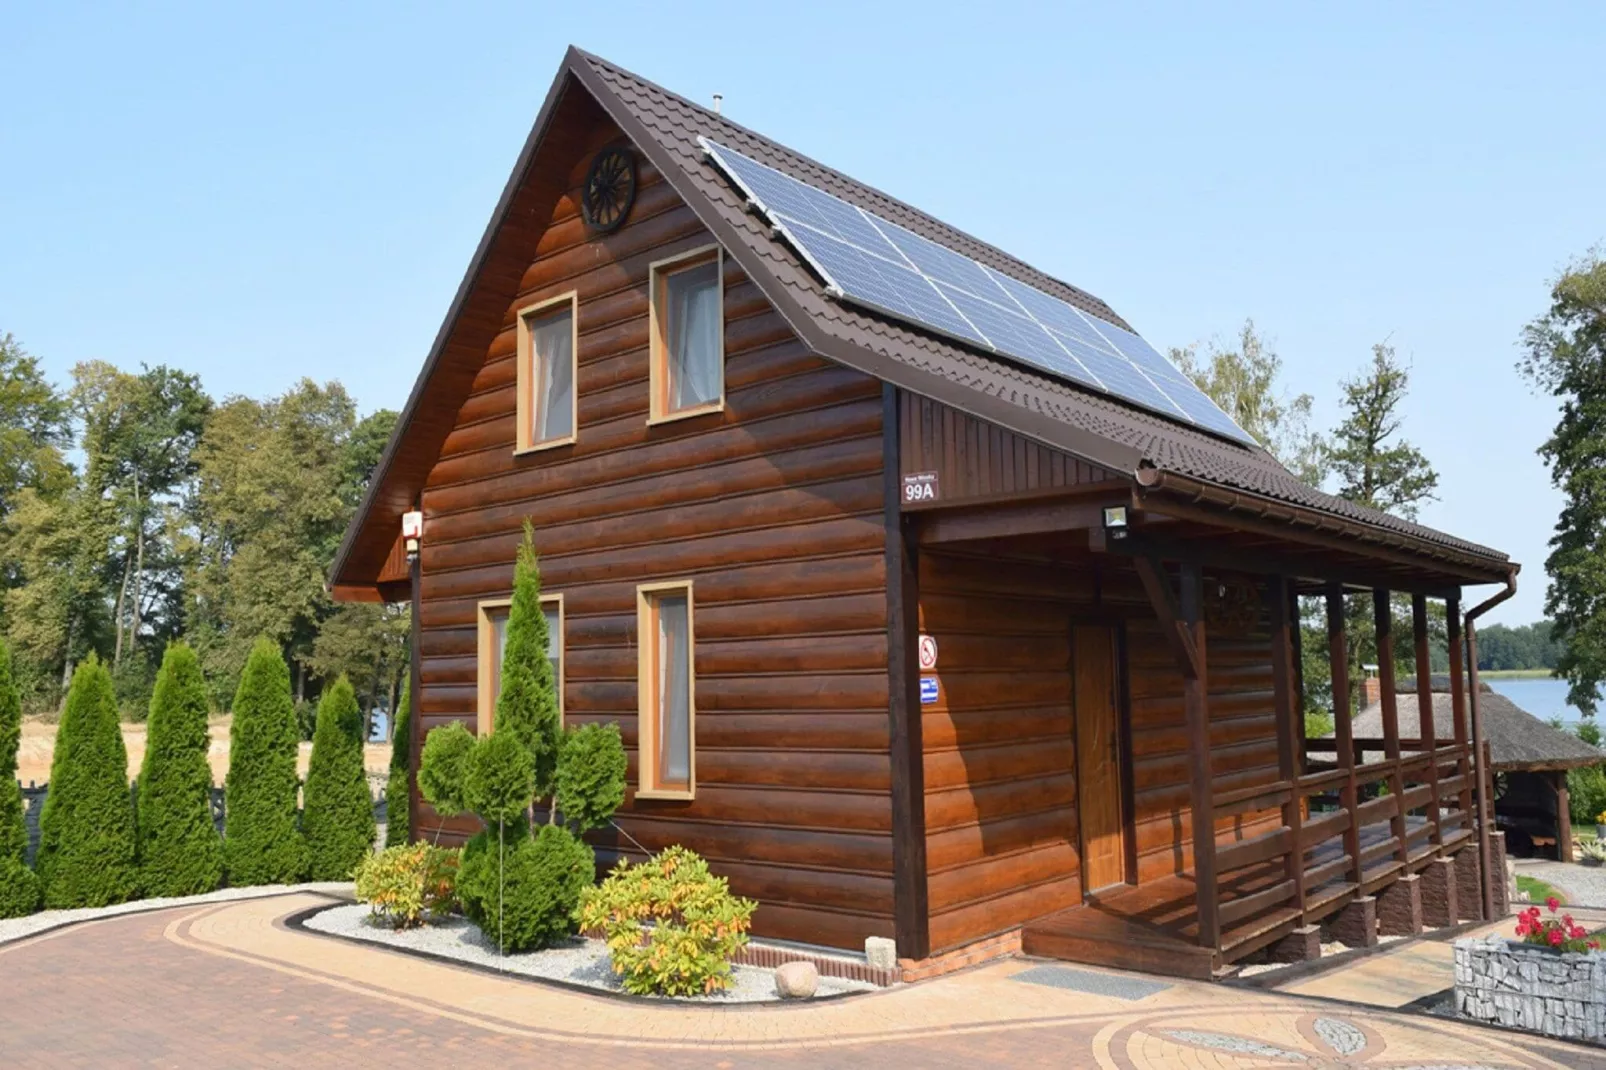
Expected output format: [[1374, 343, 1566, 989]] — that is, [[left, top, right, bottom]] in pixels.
[[0, 638, 40, 917], [384, 678, 412, 847], [301, 675, 375, 879], [36, 655, 138, 907], [223, 638, 306, 885], [136, 643, 223, 897], [495, 522, 561, 799]]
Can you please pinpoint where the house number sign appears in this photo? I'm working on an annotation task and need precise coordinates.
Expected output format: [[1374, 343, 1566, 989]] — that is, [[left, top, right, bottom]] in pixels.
[[902, 471, 939, 504]]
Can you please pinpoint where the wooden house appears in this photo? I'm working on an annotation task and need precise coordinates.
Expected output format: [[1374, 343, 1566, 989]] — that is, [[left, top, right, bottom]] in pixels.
[[331, 48, 1518, 979]]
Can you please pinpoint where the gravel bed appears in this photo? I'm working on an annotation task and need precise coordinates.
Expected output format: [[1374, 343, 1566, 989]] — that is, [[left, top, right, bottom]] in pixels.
[[0, 881, 352, 946], [303, 902, 876, 1003]]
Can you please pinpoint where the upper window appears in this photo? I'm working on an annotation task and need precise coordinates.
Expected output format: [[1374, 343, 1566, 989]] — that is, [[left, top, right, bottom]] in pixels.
[[636, 582, 695, 798], [515, 294, 578, 452], [478, 595, 564, 734], [649, 247, 724, 422]]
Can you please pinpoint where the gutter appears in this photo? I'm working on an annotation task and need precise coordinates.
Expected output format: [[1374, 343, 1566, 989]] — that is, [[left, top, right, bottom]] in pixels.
[[1464, 568, 1519, 920]]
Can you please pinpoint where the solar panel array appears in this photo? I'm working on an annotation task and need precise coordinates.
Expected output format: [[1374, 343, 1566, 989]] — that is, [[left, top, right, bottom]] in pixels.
[[699, 137, 1255, 446]]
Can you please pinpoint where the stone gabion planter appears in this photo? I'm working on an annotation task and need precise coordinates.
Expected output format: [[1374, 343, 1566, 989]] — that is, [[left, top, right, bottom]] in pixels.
[[1454, 934, 1606, 1041]]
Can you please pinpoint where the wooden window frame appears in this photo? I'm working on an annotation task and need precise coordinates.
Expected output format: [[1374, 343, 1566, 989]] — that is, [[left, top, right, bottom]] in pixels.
[[647, 245, 725, 426], [635, 580, 697, 799], [514, 291, 579, 454], [476, 593, 565, 735]]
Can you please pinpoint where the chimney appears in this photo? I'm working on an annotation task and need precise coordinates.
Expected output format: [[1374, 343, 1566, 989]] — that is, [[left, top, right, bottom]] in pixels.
[[1360, 668, 1382, 710], [712, 93, 723, 115]]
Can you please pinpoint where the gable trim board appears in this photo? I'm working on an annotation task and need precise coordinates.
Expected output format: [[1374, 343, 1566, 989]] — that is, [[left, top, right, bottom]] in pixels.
[[331, 48, 1507, 599]]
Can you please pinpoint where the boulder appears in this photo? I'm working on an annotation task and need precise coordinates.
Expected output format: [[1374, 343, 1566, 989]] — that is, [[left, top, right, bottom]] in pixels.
[[774, 960, 819, 1000], [864, 936, 897, 971]]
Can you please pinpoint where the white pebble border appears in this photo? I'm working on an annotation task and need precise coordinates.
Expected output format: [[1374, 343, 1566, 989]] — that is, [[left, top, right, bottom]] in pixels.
[[0, 882, 353, 947], [303, 902, 876, 1003]]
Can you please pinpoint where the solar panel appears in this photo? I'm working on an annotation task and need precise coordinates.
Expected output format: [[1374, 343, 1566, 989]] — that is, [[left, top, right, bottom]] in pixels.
[[701, 137, 1256, 447]]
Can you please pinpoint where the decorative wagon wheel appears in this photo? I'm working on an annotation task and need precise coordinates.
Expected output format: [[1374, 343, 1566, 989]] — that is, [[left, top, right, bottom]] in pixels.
[[581, 147, 637, 233]]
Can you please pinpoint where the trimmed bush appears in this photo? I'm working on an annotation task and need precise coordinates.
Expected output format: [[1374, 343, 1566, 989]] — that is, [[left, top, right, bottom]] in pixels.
[[136, 643, 223, 897], [555, 723, 627, 832], [0, 638, 40, 917], [495, 522, 561, 796], [36, 655, 138, 908], [354, 842, 458, 929], [223, 638, 306, 885], [418, 721, 475, 818], [302, 676, 376, 879], [384, 679, 412, 847], [578, 846, 756, 996], [464, 731, 536, 827], [461, 823, 592, 952]]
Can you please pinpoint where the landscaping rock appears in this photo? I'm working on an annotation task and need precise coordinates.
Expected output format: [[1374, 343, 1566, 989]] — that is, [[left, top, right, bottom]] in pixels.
[[865, 936, 897, 970], [775, 960, 819, 999]]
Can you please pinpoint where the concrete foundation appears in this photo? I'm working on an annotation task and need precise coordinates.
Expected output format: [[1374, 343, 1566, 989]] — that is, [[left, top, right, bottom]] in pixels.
[[1326, 895, 1378, 949], [1455, 845, 1485, 921], [1268, 924, 1322, 964], [1422, 856, 1459, 928], [1378, 873, 1423, 936]]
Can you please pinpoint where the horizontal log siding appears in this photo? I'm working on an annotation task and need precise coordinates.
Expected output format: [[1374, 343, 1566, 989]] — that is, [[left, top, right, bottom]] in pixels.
[[917, 548, 1282, 951], [413, 121, 892, 951]]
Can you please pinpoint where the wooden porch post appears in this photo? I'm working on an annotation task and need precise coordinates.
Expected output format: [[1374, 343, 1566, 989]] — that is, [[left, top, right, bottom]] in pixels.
[[1555, 771, 1574, 863], [1327, 584, 1363, 888], [1181, 560, 1219, 950], [1412, 595, 1443, 848], [1374, 590, 1409, 863], [1446, 593, 1474, 828], [407, 528, 423, 846], [1269, 576, 1306, 913]]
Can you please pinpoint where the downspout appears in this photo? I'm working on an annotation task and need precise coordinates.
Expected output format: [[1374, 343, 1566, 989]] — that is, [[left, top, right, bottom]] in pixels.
[[1464, 567, 1519, 920]]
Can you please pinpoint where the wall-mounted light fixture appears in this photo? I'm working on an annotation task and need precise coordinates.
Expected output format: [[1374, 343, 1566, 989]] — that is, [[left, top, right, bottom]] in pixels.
[[1102, 505, 1129, 540], [401, 510, 424, 559]]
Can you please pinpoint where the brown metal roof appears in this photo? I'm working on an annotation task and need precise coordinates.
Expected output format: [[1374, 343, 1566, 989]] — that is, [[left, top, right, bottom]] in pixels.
[[330, 48, 1511, 593]]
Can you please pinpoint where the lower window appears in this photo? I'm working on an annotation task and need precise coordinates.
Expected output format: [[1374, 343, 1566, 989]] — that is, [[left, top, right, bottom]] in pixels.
[[637, 581, 695, 797]]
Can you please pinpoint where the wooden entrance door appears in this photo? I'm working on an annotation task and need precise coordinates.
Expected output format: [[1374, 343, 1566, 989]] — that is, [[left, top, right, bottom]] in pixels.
[[1074, 625, 1127, 893]]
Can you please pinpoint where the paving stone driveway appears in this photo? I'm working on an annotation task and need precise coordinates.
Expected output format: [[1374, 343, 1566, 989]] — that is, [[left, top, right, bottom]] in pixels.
[[2, 893, 1604, 1069]]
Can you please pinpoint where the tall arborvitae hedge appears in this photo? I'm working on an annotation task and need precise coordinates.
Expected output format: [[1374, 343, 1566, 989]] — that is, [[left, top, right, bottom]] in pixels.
[[0, 639, 39, 917], [496, 522, 561, 797], [301, 675, 375, 879], [384, 678, 412, 848], [36, 655, 138, 908], [223, 638, 306, 885], [136, 643, 223, 897]]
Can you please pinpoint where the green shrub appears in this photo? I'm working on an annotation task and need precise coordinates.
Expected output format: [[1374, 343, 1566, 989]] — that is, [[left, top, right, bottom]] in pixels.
[[301, 676, 376, 879], [464, 731, 536, 827], [223, 638, 306, 885], [384, 679, 412, 847], [0, 638, 40, 917], [555, 723, 627, 832], [462, 823, 591, 952], [36, 656, 138, 908], [354, 842, 458, 929], [136, 643, 223, 898], [418, 721, 475, 818], [1570, 764, 1606, 826], [577, 846, 756, 996], [495, 522, 561, 795]]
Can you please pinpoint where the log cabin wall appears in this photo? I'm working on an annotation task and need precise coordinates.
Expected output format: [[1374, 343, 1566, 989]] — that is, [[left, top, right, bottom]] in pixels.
[[917, 546, 1282, 952], [413, 115, 895, 950]]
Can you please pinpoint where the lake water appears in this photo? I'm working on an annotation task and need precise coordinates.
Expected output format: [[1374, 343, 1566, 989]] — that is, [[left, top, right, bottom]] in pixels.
[[1485, 676, 1603, 727]]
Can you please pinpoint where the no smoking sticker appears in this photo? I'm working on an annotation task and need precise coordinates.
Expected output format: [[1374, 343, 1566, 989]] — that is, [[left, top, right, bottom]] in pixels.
[[918, 634, 938, 670]]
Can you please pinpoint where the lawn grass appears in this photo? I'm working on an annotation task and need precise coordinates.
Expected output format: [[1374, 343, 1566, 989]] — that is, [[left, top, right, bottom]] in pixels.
[[1478, 669, 1556, 679], [1517, 874, 1566, 906]]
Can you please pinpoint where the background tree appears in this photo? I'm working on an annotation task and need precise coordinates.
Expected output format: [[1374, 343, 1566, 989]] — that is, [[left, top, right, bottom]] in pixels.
[[308, 602, 410, 740], [1328, 343, 1439, 520], [385, 678, 412, 848], [135, 642, 222, 897], [1476, 622, 1563, 672], [223, 638, 305, 885], [1520, 253, 1606, 716], [35, 655, 137, 907], [0, 333, 71, 537], [0, 638, 40, 916], [301, 674, 376, 879]]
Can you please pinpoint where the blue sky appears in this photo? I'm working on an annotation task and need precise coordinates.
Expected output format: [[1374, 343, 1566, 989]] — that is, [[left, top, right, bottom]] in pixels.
[[4, 2, 1602, 625]]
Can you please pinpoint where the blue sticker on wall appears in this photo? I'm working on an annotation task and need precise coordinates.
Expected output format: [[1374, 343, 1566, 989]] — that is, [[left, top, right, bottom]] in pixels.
[[919, 676, 940, 705]]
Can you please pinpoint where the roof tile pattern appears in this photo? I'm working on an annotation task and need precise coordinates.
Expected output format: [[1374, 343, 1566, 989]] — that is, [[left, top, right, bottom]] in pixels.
[[578, 51, 1505, 563]]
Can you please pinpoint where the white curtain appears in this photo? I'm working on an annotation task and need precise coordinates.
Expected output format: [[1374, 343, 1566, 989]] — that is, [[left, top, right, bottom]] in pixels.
[[668, 262, 721, 410], [658, 595, 691, 785], [532, 312, 573, 440], [543, 606, 561, 688]]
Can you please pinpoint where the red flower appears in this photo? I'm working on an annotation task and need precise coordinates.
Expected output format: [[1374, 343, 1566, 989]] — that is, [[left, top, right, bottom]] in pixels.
[[1547, 897, 1561, 911], [1550, 929, 1565, 947], [1591, 941, 1601, 951]]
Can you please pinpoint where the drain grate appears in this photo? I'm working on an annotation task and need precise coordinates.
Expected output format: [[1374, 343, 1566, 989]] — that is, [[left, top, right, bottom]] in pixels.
[[1009, 964, 1171, 1001]]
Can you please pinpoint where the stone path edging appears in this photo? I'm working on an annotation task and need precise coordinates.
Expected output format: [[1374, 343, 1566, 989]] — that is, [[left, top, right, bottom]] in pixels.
[[0, 881, 351, 948]]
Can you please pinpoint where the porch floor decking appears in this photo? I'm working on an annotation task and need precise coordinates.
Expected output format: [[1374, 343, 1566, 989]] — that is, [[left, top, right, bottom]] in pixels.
[[1021, 816, 1451, 979]]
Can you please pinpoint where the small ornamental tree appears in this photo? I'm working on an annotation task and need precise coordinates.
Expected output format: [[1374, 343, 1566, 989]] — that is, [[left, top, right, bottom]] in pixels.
[[301, 675, 376, 879], [36, 655, 138, 908], [0, 638, 40, 917], [136, 643, 223, 897], [223, 638, 306, 885], [384, 678, 413, 847], [496, 522, 562, 800]]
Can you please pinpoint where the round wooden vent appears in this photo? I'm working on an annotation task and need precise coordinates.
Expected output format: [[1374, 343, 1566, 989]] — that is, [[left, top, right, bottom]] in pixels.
[[581, 147, 637, 233]]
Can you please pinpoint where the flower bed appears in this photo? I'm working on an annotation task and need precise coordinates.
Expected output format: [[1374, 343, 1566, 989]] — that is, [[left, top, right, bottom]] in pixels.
[[302, 902, 876, 1003], [1454, 900, 1606, 1041]]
